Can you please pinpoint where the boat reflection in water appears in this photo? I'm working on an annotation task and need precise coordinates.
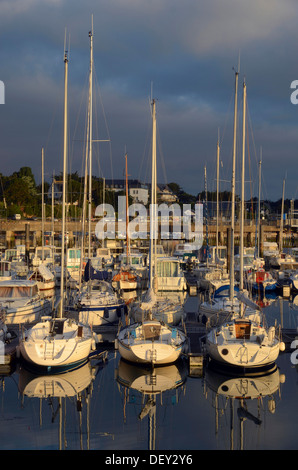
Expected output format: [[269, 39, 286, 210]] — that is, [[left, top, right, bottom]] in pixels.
[[18, 361, 99, 450], [116, 358, 187, 450], [204, 365, 286, 450]]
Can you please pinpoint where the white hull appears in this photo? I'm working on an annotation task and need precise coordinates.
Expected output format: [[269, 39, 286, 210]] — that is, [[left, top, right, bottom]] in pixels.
[[77, 280, 126, 326], [117, 320, 186, 365], [0, 279, 51, 324], [19, 318, 95, 369], [79, 305, 124, 326], [206, 338, 280, 368], [1, 298, 51, 325], [206, 320, 283, 369], [118, 340, 183, 365]]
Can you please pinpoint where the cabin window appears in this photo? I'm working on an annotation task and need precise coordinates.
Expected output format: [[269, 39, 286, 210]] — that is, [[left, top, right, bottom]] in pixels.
[[156, 261, 179, 277], [0, 286, 35, 298]]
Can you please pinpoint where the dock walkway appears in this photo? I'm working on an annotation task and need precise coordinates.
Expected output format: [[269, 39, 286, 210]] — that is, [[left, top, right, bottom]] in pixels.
[[184, 311, 207, 376]]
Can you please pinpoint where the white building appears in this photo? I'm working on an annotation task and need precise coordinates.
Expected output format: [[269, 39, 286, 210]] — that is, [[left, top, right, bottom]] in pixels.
[[105, 179, 149, 205]]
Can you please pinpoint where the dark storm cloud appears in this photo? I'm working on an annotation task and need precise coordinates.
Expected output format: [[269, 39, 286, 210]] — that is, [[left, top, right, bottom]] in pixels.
[[0, 0, 298, 200]]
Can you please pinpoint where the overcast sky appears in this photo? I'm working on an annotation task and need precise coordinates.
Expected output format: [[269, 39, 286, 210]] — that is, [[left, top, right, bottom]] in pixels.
[[1, 0, 298, 201]]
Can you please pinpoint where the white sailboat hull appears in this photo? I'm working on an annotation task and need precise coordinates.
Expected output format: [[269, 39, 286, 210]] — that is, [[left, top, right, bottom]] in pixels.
[[206, 338, 280, 368], [118, 341, 183, 365], [117, 321, 186, 365], [19, 319, 95, 370], [206, 320, 282, 370], [79, 305, 124, 326], [3, 299, 51, 325], [77, 281, 127, 326]]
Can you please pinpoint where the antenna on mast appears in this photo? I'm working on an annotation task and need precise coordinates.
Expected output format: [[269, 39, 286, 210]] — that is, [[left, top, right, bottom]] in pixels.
[[237, 50, 241, 74], [89, 13, 94, 37], [63, 28, 70, 63]]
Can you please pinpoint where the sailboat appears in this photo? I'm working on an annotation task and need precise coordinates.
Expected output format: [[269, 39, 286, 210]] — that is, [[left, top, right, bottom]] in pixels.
[[206, 78, 285, 370], [19, 34, 96, 373], [117, 99, 187, 365], [199, 70, 242, 323], [71, 22, 127, 328], [78, 261, 127, 327], [117, 249, 148, 289]]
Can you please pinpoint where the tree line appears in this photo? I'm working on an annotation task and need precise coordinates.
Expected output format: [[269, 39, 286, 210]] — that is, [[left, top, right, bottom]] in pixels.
[[0, 166, 294, 219], [0, 167, 119, 219]]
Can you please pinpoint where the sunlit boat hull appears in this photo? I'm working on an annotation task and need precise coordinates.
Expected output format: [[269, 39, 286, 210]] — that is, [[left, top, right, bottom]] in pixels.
[[117, 320, 187, 365], [19, 318, 95, 372]]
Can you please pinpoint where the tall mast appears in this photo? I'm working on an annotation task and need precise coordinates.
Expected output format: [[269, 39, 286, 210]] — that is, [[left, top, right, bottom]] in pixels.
[[149, 99, 157, 288], [79, 93, 90, 290], [41, 147, 44, 263], [125, 153, 130, 260], [216, 134, 220, 263], [257, 151, 262, 258], [59, 45, 68, 318], [88, 16, 94, 259], [204, 165, 209, 268], [280, 178, 285, 253], [51, 171, 55, 264], [229, 69, 239, 302], [240, 80, 246, 311]]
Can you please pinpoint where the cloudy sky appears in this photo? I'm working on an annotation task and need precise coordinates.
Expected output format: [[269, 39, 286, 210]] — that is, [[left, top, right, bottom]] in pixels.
[[1, 0, 298, 201]]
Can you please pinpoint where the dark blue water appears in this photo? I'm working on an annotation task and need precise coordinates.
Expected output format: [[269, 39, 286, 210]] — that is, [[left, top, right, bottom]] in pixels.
[[1, 294, 298, 451]]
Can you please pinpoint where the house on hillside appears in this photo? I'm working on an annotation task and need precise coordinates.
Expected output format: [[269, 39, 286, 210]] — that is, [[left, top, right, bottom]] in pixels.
[[105, 179, 149, 205]]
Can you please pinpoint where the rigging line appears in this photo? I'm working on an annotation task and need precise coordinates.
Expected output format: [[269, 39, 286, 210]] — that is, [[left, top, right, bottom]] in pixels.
[[219, 88, 234, 148], [246, 107, 255, 221], [43, 97, 59, 161], [246, 100, 259, 167], [246, 100, 267, 204], [70, 70, 89, 168], [137, 111, 152, 184], [156, 121, 168, 186], [93, 65, 113, 181], [246, 108, 258, 166]]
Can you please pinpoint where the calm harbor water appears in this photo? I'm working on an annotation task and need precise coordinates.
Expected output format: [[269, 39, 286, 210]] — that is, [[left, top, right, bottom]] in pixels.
[[1, 293, 298, 451]]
